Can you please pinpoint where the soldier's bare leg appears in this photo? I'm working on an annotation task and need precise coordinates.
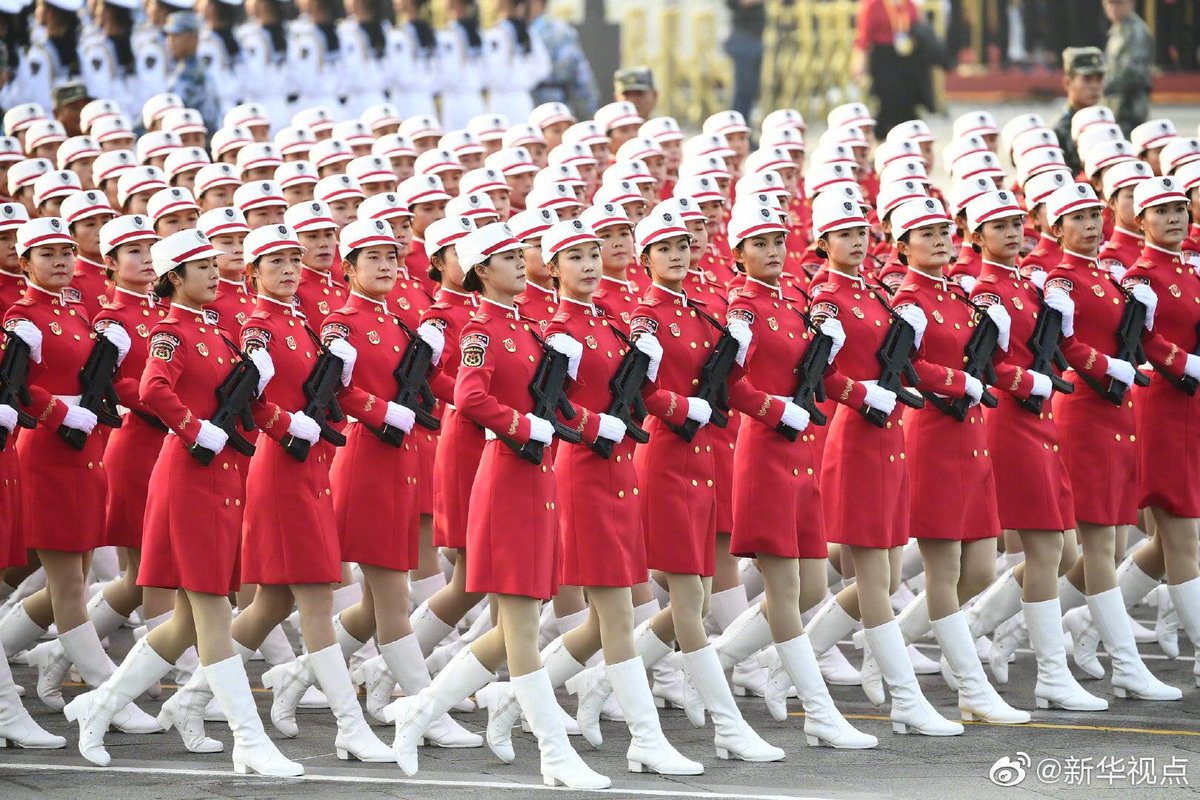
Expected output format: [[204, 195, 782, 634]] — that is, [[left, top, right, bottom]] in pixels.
[[757, 554, 803, 642]]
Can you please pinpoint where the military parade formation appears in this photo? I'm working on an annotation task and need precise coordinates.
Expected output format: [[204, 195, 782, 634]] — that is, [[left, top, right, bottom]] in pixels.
[[0, 0, 1196, 790]]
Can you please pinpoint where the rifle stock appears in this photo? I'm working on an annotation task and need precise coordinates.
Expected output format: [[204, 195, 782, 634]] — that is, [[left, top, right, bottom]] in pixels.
[[0, 331, 36, 451]]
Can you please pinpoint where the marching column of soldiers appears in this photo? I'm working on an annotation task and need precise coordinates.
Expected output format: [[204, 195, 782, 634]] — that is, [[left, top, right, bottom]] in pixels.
[[0, 5, 1198, 786]]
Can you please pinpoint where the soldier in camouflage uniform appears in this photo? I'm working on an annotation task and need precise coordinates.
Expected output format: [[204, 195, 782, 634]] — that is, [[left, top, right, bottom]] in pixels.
[[528, 0, 599, 120], [1102, 0, 1153, 138], [1052, 47, 1106, 176], [163, 12, 219, 135]]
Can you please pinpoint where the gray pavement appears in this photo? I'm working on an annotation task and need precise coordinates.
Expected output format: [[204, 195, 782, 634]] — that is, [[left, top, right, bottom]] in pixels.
[[2, 620, 1199, 800]]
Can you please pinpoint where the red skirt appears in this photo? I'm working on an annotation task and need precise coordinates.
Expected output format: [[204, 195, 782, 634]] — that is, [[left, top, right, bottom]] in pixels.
[[903, 404, 1000, 541], [139, 437, 243, 595], [330, 422, 420, 571], [102, 414, 167, 549], [820, 404, 909, 549], [17, 423, 106, 553], [731, 419, 826, 559], [1137, 374, 1200, 517], [712, 413, 739, 533], [1053, 373, 1139, 526], [240, 435, 342, 585], [432, 407, 485, 549], [0, 443, 24, 569], [985, 393, 1075, 531], [635, 417, 717, 576], [554, 437, 647, 587], [413, 425, 438, 516], [465, 440, 560, 599]]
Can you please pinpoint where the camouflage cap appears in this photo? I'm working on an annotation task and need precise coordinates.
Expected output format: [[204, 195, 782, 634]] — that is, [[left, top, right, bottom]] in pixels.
[[614, 66, 655, 93], [1063, 46, 1105, 76], [51, 81, 90, 110]]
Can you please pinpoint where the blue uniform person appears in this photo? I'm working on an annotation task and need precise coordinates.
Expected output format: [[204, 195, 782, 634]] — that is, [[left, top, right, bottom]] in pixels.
[[164, 12, 219, 134]]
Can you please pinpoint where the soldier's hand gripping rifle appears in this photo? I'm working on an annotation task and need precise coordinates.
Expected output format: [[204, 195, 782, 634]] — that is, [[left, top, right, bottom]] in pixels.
[[1017, 293, 1075, 414], [590, 325, 650, 459], [501, 330, 582, 464], [778, 308, 831, 441], [925, 292, 1000, 422], [1156, 320, 1200, 395], [365, 318, 440, 448], [281, 325, 347, 462], [0, 330, 36, 451], [190, 334, 259, 466], [860, 297, 925, 428], [1079, 283, 1150, 405], [668, 305, 739, 443], [59, 332, 124, 451]]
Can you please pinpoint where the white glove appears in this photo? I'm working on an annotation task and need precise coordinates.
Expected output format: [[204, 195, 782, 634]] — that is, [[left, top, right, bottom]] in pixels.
[[11, 320, 42, 363], [1043, 287, 1075, 337], [1105, 356, 1137, 386], [595, 412, 626, 444], [384, 400, 416, 433], [985, 303, 1012, 351], [1128, 283, 1158, 331], [685, 396, 712, 426], [62, 404, 98, 434], [963, 374, 984, 407], [726, 318, 752, 367], [286, 409, 321, 444], [100, 324, 131, 366], [895, 304, 928, 349], [248, 348, 274, 395], [545, 333, 583, 381], [958, 275, 978, 293], [780, 400, 810, 432], [326, 337, 357, 386], [1108, 263, 1127, 281], [634, 334, 663, 382], [0, 404, 17, 433], [525, 412, 553, 444], [416, 322, 446, 365], [1186, 354, 1200, 381], [861, 380, 897, 416], [1027, 370, 1053, 398], [1028, 270, 1048, 291], [819, 318, 845, 363], [195, 419, 228, 454]]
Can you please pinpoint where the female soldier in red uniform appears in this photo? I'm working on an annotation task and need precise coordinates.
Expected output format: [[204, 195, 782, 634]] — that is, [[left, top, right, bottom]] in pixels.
[[704, 203, 877, 748], [799, 191, 964, 737], [584, 202, 639, 326], [218, 224, 391, 763], [1039, 182, 1182, 701], [199, 207, 254, 330], [262, 219, 479, 750], [0, 218, 161, 736], [1112, 177, 1200, 688], [25, 215, 169, 712], [287, 200, 347, 325], [1098, 161, 1153, 276], [63, 228, 302, 777], [868, 198, 1031, 725], [476, 219, 702, 776], [961, 190, 1108, 712], [388, 221, 609, 790]]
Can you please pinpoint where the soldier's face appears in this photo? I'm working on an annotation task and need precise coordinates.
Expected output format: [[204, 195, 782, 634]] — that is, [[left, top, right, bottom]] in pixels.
[[487, 189, 511, 220], [550, 242, 602, 299], [1137, 201, 1189, 248], [155, 209, 200, 237], [1065, 73, 1104, 108], [347, 245, 398, 297], [685, 218, 707, 263], [70, 214, 113, 257], [597, 224, 633, 271], [200, 185, 234, 210], [1053, 207, 1103, 255], [0, 230, 18, 272], [110, 240, 156, 290], [641, 234, 690, 289], [900, 222, 953, 269], [821, 226, 868, 269], [736, 232, 786, 282], [973, 215, 1025, 261], [210, 232, 246, 278], [253, 248, 303, 302], [21, 243, 76, 291], [282, 185, 314, 205], [1103, 0, 1132, 23], [387, 217, 413, 257]]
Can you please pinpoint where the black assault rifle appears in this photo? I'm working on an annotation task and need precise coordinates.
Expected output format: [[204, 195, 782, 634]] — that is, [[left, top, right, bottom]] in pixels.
[[778, 307, 832, 440], [189, 335, 259, 466], [501, 330, 582, 464], [590, 325, 650, 459], [281, 325, 347, 462], [924, 292, 1000, 421], [365, 318, 440, 447], [60, 333, 124, 450], [668, 305, 738, 443], [1017, 295, 1075, 415], [0, 330, 36, 450], [1079, 285, 1150, 405], [861, 294, 925, 428]]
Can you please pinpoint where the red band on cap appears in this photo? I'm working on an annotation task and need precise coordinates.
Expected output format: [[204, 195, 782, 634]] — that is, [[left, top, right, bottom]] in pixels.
[[733, 222, 787, 241], [897, 212, 951, 231], [1050, 197, 1102, 218], [961, 166, 1004, 181], [20, 232, 75, 249], [816, 215, 868, 233], [250, 239, 302, 257], [974, 205, 1025, 224], [293, 217, 337, 230], [511, 223, 552, 240], [346, 235, 398, 251], [431, 230, 471, 249], [106, 229, 157, 248], [481, 236, 521, 256], [404, 189, 450, 205], [1138, 191, 1188, 209], [239, 195, 287, 210], [124, 179, 168, 196], [355, 171, 395, 183], [169, 242, 216, 263], [638, 225, 689, 247], [589, 216, 629, 230], [278, 174, 317, 188], [548, 232, 600, 254], [200, 222, 249, 237], [152, 200, 199, 218], [65, 204, 112, 222], [881, 193, 926, 215]]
